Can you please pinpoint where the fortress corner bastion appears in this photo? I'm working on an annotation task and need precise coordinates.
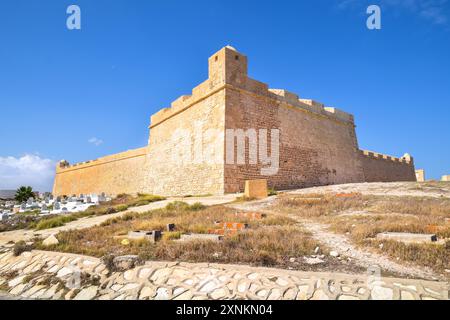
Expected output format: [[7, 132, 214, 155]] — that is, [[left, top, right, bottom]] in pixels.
[[53, 46, 416, 197]]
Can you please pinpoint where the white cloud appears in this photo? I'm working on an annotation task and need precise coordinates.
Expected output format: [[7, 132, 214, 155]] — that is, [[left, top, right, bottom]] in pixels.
[[383, 0, 448, 25], [336, 0, 360, 10], [336, 0, 448, 25], [419, 5, 448, 25], [88, 137, 103, 146], [0, 154, 56, 192]]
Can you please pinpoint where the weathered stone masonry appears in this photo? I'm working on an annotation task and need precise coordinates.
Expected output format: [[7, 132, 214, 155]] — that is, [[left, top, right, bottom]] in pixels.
[[53, 46, 416, 196]]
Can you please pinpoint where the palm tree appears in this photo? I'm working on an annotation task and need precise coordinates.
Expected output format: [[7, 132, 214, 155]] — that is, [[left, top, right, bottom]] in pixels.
[[15, 186, 34, 203]]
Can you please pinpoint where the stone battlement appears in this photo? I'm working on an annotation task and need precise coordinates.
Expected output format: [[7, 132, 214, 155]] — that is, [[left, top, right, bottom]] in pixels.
[[56, 147, 148, 173], [268, 90, 354, 123], [359, 150, 413, 164], [150, 46, 354, 129]]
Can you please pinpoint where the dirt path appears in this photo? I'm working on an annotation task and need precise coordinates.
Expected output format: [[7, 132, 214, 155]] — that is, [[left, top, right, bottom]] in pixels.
[[295, 218, 440, 281], [229, 199, 443, 282]]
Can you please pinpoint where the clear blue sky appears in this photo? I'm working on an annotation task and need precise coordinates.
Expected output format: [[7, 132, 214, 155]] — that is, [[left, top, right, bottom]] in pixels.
[[1, 0, 449, 191]]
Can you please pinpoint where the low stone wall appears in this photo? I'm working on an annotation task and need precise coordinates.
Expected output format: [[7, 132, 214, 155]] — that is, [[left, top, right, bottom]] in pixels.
[[53, 147, 148, 197], [0, 249, 447, 300], [359, 150, 416, 183]]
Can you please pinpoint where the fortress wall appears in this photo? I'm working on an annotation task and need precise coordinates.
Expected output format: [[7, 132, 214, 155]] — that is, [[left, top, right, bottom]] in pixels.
[[143, 83, 226, 196], [52, 46, 417, 197], [358, 150, 416, 182], [224, 84, 365, 193], [53, 147, 148, 196]]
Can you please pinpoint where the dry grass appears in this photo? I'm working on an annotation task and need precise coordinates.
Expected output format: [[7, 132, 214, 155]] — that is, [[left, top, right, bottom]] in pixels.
[[365, 240, 449, 273], [36, 202, 319, 268], [150, 227, 318, 266], [276, 193, 368, 217], [371, 197, 449, 217], [273, 193, 450, 274], [27, 194, 166, 231], [407, 181, 450, 192]]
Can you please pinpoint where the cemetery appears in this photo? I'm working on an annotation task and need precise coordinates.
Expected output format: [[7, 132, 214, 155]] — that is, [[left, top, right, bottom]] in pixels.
[[0, 192, 164, 232], [34, 200, 329, 272]]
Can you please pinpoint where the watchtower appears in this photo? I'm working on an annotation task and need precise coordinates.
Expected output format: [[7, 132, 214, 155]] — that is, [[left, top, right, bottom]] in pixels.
[[208, 45, 248, 86]]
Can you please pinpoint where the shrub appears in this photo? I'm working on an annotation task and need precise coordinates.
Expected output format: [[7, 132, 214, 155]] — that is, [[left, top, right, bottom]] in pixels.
[[13, 241, 33, 256], [188, 202, 206, 211], [235, 196, 257, 202], [132, 200, 150, 207], [164, 201, 206, 212], [114, 204, 129, 212], [122, 212, 139, 221], [101, 217, 119, 226], [101, 254, 117, 274], [129, 195, 165, 207], [162, 231, 182, 241], [34, 215, 77, 230], [136, 194, 166, 203], [256, 250, 277, 266], [165, 201, 190, 211]]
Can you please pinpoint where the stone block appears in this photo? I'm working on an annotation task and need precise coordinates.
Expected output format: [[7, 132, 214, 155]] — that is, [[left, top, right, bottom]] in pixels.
[[335, 193, 361, 198], [128, 230, 161, 243], [244, 179, 268, 199], [376, 232, 437, 244], [235, 212, 267, 220], [415, 169, 425, 182], [42, 235, 59, 247], [215, 222, 249, 230], [208, 228, 238, 236], [180, 234, 223, 242]]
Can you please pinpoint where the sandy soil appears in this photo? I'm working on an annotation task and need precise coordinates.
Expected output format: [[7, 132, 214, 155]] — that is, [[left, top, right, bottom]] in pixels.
[[285, 181, 450, 198]]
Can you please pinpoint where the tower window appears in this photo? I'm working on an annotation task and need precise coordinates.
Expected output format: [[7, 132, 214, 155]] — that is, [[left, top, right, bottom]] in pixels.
[[235, 55, 239, 60]]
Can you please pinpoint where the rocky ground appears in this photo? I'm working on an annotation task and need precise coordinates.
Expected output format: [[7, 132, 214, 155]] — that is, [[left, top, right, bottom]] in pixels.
[[0, 249, 447, 300]]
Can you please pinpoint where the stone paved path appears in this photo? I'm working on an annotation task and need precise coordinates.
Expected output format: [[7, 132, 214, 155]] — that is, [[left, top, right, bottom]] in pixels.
[[0, 194, 238, 246], [0, 291, 24, 300], [0, 250, 447, 300]]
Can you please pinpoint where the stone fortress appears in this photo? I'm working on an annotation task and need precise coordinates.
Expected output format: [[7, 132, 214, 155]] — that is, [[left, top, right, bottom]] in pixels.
[[53, 46, 416, 197]]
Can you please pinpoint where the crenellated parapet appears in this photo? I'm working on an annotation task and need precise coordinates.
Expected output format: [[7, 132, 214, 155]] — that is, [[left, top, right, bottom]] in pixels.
[[150, 46, 355, 129], [358, 150, 416, 183], [56, 147, 148, 174], [359, 150, 414, 164], [268, 90, 354, 124]]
